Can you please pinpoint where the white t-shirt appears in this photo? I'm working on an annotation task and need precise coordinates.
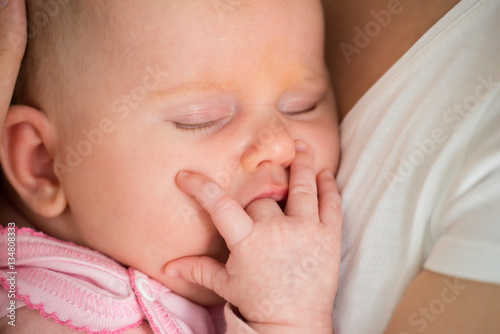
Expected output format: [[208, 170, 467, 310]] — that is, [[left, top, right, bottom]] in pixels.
[[333, 0, 500, 333]]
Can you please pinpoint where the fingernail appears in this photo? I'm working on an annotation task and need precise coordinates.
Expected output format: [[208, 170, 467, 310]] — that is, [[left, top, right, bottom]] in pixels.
[[295, 140, 308, 152], [322, 170, 334, 179], [0, 0, 9, 8], [167, 270, 180, 278], [177, 171, 191, 179]]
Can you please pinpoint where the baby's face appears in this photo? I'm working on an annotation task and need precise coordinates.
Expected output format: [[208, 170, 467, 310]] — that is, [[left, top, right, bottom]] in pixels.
[[53, 1, 339, 301]]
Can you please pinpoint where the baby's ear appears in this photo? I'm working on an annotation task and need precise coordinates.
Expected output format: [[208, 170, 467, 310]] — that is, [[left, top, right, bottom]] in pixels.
[[0, 105, 67, 218]]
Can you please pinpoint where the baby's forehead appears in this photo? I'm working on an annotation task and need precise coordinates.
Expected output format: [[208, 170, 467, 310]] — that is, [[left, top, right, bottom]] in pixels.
[[20, 1, 325, 113], [32, 1, 323, 57]]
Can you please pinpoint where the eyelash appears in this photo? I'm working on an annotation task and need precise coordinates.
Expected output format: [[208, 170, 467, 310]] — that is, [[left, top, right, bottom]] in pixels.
[[174, 120, 221, 132], [174, 103, 318, 132], [283, 104, 318, 116]]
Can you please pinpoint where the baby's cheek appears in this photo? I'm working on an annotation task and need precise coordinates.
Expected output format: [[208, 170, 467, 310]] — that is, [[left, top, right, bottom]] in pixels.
[[318, 115, 340, 170], [304, 126, 339, 173], [327, 129, 341, 172]]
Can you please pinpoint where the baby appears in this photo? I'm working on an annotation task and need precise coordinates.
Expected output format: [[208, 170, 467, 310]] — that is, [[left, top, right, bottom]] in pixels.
[[0, 0, 341, 333]]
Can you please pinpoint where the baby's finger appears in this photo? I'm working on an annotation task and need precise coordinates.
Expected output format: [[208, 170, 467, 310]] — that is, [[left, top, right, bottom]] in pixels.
[[0, 0, 27, 127], [245, 198, 283, 221], [177, 171, 254, 248], [285, 141, 319, 219], [165, 256, 230, 301], [317, 170, 342, 237]]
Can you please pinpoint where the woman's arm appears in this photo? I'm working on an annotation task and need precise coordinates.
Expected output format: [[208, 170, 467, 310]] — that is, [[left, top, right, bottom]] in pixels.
[[0, 0, 26, 135], [385, 270, 500, 333]]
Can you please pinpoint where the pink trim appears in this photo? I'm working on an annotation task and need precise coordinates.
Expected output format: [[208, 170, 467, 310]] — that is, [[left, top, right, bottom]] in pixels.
[[153, 303, 184, 334], [129, 268, 182, 334], [16, 268, 140, 318], [0, 226, 144, 332], [129, 269, 163, 334], [0, 275, 143, 334], [1, 227, 141, 320], [0, 225, 223, 333]]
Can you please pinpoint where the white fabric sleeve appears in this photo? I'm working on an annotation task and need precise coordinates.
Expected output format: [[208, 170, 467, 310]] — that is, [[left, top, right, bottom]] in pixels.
[[424, 97, 500, 284]]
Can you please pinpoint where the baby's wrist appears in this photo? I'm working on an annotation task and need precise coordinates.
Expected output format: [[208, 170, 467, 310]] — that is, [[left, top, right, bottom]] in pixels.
[[248, 321, 333, 334], [244, 307, 333, 334]]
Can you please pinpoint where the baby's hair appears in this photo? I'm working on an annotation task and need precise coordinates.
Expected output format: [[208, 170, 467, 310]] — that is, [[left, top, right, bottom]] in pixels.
[[14, 1, 108, 113]]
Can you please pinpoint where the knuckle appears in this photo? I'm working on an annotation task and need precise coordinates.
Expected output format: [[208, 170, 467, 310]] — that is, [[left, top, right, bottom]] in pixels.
[[191, 262, 203, 283], [191, 262, 210, 288], [290, 182, 317, 197], [212, 195, 235, 215]]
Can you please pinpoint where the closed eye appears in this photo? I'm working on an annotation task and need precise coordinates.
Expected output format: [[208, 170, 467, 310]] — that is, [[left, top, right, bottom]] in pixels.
[[174, 120, 221, 132], [282, 104, 317, 116]]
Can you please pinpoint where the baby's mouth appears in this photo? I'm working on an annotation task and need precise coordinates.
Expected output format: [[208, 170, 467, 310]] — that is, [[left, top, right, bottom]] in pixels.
[[243, 187, 289, 212], [278, 194, 288, 213]]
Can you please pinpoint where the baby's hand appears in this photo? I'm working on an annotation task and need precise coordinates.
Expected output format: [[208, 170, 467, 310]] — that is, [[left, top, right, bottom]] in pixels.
[[167, 142, 342, 334]]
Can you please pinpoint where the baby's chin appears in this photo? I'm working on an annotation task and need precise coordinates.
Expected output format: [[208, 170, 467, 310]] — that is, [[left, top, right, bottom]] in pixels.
[[160, 275, 225, 306]]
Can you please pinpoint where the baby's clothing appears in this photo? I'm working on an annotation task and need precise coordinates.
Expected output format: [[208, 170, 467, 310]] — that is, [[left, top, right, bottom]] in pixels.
[[0, 226, 252, 333], [334, 0, 500, 333]]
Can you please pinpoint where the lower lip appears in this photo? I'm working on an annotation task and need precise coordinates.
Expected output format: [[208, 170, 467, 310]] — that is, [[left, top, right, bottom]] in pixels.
[[255, 194, 282, 202], [255, 190, 288, 202], [253, 191, 288, 211]]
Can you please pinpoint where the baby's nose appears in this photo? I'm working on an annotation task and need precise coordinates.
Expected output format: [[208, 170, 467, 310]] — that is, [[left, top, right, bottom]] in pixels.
[[239, 114, 295, 171]]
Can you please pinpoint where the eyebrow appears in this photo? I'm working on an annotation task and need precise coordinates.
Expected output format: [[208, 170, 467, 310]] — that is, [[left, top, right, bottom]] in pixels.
[[149, 72, 330, 101], [150, 82, 230, 100]]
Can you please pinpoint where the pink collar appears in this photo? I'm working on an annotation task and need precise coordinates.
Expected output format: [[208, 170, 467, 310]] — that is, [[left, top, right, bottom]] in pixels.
[[0, 226, 220, 334]]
